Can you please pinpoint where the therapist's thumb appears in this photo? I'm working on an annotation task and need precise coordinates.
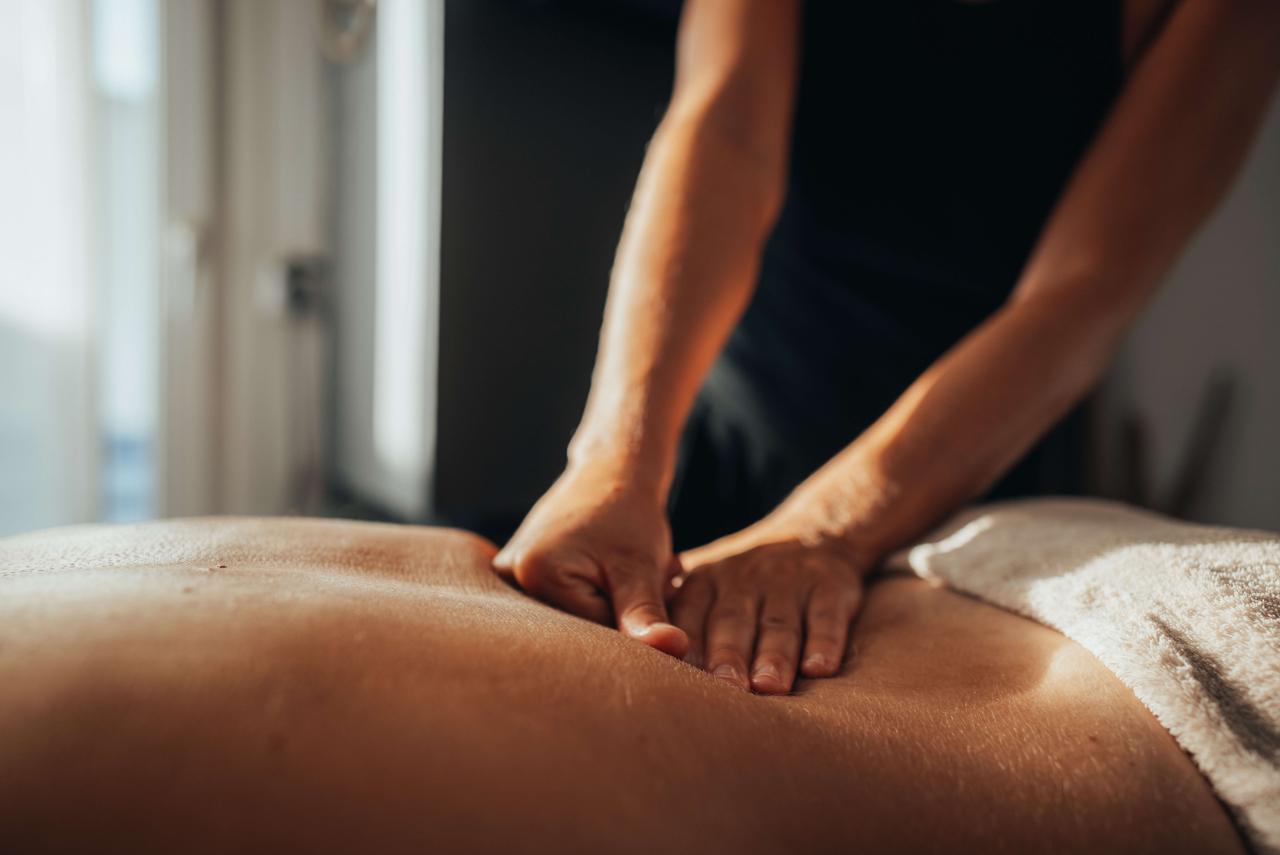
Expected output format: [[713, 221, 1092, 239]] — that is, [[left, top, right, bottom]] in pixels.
[[606, 561, 689, 659]]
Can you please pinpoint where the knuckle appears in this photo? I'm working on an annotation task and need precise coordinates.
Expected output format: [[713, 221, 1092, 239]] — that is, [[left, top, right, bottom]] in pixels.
[[759, 631, 800, 654], [516, 546, 568, 577], [680, 572, 712, 597], [513, 551, 555, 591], [514, 547, 605, 604], [805, 629, 844, 648], [759, 612, 796, 630], [709, 617, 750, 639], [712, 598, 754, 622], [710, 598, 752, 620], [808, 605, 842, 622], [706, 647, 747, 666], [711, 588, 747, 614], [807, 617, 846, 636]]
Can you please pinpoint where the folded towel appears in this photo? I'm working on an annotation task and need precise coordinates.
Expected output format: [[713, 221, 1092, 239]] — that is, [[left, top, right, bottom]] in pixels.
[[889, 498, 1280, 854]]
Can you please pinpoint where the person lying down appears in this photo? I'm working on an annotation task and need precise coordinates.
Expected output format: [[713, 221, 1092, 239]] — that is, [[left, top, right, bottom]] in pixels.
[[1, 498, 1275, 854]]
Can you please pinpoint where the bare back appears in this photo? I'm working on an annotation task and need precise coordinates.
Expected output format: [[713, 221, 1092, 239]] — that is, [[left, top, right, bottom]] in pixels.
[[0, 518, 1242, 853]]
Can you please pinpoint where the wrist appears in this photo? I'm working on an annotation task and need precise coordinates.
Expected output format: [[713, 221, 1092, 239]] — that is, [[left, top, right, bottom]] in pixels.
[[767, 455, 901, 571], [757, 504, 877, 575], [563, 437, 672, 505]]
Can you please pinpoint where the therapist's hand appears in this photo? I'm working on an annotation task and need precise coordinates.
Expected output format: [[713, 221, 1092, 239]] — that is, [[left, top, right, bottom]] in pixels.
[[673, 507, 871, 694], [493, 461, 689, 658]]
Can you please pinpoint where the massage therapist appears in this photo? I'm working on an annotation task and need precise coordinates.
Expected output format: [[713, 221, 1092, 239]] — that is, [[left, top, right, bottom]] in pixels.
[[494, 0, 1280, 693]]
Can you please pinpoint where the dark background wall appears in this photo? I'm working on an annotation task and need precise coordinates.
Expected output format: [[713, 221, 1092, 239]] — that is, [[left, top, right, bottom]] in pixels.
[[433, 0, 678, 536]]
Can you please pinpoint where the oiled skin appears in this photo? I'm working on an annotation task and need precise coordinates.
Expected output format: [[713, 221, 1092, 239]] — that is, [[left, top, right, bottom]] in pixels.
[[0, 519, 1243, 854]]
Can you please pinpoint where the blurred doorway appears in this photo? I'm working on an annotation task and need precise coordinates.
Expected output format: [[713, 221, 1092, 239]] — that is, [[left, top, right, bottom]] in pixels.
[[0, 0, 162, 535]]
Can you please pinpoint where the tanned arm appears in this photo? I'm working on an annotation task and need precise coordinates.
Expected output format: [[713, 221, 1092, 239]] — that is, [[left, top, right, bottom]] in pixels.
[[494, 0, 800, 656], [675, 0, 1280, 693]]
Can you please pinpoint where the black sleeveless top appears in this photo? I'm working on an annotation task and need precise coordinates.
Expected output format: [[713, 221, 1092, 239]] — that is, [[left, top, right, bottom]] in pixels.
[[676, 1, 1123, 544]]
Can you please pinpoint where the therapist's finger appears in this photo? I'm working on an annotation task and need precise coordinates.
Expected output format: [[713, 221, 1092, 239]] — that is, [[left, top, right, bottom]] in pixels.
[[801, 582, 860, 678], [704, 587, 759, 691], [670, 572, 713, 669], [606, 560, 689, 659], [751, 590, 804, 694]]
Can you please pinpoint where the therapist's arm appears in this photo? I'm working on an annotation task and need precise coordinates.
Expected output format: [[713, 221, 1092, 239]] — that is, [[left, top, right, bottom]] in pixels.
[[676, 0, 1280, 691], [494, 0, 800, 653]]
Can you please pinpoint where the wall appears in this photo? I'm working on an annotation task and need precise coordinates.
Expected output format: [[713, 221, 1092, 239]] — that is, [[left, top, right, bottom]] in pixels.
[[432, 0, 677, 532], [1102, 89, 1280, 531]]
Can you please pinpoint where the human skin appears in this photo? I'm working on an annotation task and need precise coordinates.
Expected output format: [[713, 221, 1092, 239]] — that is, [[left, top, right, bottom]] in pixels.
[[495, 0, 1280, 693], [0, 518, 1245, 853]]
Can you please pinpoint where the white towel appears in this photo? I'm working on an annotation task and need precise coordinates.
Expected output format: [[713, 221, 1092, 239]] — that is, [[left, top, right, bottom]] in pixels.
[[889, 497, 1280, 854]]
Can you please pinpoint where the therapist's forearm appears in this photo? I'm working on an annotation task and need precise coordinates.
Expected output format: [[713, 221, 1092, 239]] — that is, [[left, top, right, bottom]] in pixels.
[[566, 1, 799, 498], [783, 292, 1122, 562], [569, 113, 777, 494]]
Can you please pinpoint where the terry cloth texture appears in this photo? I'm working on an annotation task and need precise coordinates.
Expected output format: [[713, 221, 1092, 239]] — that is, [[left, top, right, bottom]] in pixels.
[[889, 498, 1280, 854]]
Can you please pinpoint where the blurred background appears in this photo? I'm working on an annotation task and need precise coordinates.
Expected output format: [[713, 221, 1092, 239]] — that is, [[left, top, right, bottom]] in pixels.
[[1, 0, 1277, 542]]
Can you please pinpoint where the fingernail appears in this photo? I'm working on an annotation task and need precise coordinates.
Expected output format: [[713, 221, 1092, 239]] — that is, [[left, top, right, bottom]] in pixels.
[[804, 654, 828, 672], [629, 620, 666, 637], [751, 664, 782, 691], [712, 664, 742, 686]]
